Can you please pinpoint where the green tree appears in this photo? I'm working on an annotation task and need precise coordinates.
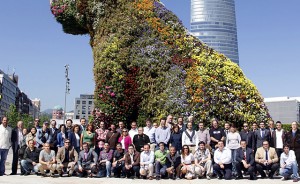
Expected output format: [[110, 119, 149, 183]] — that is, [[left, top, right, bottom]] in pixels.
[[5, 104, 21, 128]]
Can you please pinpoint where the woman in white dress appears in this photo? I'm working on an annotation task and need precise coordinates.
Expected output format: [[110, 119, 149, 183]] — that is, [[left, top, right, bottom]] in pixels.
[[180, 145, 195, 180]]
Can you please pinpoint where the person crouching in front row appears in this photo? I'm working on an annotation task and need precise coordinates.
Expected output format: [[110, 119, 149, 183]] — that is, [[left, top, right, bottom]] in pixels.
[[235, 140, 256, 180], [213, 141, 232, 180], [75, 142, 98, 177], [56, 138, 78, 177]]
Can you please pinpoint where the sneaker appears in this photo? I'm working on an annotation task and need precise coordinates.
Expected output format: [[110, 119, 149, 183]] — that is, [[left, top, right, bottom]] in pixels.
[[206, 175, 211, 180], [176, 176, 180, 180], [148, 176, 153, 180], [106, 175, 110, 178], [156, 176, 161, 180], [294, 178, 300, 182]]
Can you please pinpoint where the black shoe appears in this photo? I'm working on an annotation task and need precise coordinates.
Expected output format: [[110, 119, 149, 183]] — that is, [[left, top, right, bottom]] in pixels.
[[130, 176, 135, 179], [218, 175, 223, 180], [156, 176, 161, 180], [235, 176, 243, 180], [261, 175, 266, 179], [10, 173, 17, 175], [249, 176, 257, 180], [121, 175, 126, 178], [142, 176, 147, 179], [269, 175, 274, 179]]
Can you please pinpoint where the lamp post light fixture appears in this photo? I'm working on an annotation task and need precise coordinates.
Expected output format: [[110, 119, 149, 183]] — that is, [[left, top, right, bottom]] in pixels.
[[64, 64, 70, 124]]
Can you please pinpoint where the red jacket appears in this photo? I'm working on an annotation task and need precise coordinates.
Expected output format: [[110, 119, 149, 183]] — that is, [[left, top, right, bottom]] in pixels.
[[118, 135, 132, 151]]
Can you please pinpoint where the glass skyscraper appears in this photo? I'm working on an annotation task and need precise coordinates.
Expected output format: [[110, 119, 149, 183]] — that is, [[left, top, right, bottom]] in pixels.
[[190, 0, 239, 64]]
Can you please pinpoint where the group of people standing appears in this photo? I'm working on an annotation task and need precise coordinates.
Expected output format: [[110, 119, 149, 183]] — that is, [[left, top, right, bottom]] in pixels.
[[0, 115, 300, 182]]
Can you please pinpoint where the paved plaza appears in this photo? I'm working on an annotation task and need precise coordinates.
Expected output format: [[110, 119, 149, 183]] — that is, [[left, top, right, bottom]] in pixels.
[[1, 149, 296, 184]]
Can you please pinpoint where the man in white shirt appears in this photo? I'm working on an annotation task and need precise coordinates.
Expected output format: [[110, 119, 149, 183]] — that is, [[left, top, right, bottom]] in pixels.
[[182, 122, 197, 154], [274, 121, 285, 158], [143, 119, 156, 151], [140, 144, 154, 180], [213, 141, 232, 180], [0, 116, 12, 176], [280, 144, 299, 182], [129, 121, 138, 141]]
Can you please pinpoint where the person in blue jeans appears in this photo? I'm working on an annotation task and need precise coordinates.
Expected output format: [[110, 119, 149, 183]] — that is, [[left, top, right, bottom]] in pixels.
[[0, 117, 12, 176], [155, 142, 169, 180], [280, 144, 299, 182]]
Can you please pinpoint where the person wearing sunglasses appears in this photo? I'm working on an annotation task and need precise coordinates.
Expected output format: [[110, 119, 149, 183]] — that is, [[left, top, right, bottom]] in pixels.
[[240, 123, 255, 151], [118, 128, 132, 151], [180, 145, 195, 180], [56, 138, 78, 177]]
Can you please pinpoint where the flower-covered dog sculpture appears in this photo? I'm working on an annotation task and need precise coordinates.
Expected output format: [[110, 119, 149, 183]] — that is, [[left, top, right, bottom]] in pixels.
[[51, 0, 269, 125]]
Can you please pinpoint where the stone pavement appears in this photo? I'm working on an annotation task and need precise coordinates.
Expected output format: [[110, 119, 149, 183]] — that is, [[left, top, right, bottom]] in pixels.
[[2, 149, 296, 184], [0, 175, 296, 184]]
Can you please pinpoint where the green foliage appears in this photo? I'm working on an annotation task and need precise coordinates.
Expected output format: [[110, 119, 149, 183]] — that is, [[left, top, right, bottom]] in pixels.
[[52, 0, 270, 127], [5, 104, 46, 128], [5, 104, 21, 128]]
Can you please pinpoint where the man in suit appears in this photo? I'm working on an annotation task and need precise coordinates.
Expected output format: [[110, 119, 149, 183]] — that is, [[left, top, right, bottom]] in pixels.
[[252, 122, 258, 132], [79, 118, 87, 135], [285, 121, 300, 171], [255, 140, 279, 179], [235, 140, 256, 180], [75, 142, 98, 177], [56, 138, 78, 177], [49, 120, 59, 153], [268, 120, 276, 147], [11, 121, 24, 175], [254, 122, 271, 150], [240, 123, 255, 151]]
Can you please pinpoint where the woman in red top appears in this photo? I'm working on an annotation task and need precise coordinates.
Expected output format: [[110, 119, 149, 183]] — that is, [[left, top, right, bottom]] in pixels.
[[118, 128, 132, 151]]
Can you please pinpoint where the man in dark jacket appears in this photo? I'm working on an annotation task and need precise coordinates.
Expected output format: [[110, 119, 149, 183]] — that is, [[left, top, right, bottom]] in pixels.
[[166, 146, 181, 180], [105, 124, 120, 150], [49, 120, 59, 153], [20, 139, 41, 175], [239, 123, 255, 150], [235, 140, 256, 180], [133, 127, 150, 152], [254, 122, 271, 149], [285, 121, 300, 171], [75, 142, 98, 177], [124, 144, 140, 179], [11, 121, 24, 175]]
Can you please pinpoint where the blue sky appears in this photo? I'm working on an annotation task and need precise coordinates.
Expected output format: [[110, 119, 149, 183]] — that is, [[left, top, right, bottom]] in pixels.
[[0, 0, 299, 112]]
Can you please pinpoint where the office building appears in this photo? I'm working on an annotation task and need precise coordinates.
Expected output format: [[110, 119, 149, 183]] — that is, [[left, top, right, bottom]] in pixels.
[[264, 97, 300, 124], [74, 94, 94, 119], [190, 0, 239, 64], [0, 70, 18, 117]]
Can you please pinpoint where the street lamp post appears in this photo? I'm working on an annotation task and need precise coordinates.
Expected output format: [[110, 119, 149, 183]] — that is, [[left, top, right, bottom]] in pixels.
[[63, 64, 70, 124]]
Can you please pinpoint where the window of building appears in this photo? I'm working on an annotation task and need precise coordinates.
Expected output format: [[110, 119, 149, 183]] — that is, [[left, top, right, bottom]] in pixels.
[[76, 100, 80, 104], [82, 101, 86, 105], [89, 101, 92, 105]]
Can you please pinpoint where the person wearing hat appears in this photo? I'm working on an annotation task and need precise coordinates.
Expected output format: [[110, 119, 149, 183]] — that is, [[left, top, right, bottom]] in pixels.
[[36, 122, 52, 148]]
